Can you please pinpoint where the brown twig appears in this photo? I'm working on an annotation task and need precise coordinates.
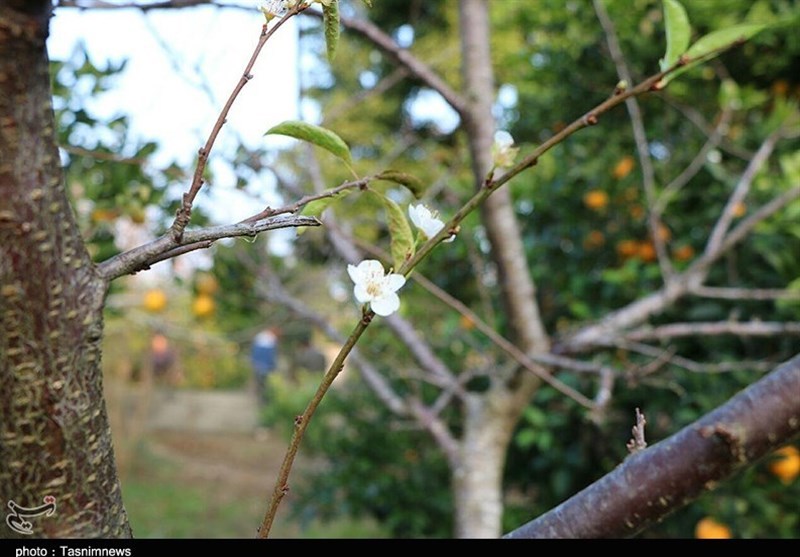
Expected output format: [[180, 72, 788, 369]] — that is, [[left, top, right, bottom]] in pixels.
[[169, 3, 306, 242], [626, 408, 647, 454]]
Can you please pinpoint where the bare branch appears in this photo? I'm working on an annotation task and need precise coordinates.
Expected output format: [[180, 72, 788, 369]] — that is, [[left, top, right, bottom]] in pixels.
[[626, 408, 647, 454], [505, 353, 800, 538], [565, 144, 793, 353], [304, 9, 470, 119], [594, 0, 672, 278], [654, 108, 733, 216], [692, 285, 800, 301], [169, 5, 304, 242], [623, 321, 800, 342], [610, 340, 780, 375], [57, 0, 252, 11], [97, 214, 319, 280], [703, 129, 782, 259]]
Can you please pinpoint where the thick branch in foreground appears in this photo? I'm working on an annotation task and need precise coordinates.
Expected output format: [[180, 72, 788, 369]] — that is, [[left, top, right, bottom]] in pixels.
[[505, 353, 800, 539]]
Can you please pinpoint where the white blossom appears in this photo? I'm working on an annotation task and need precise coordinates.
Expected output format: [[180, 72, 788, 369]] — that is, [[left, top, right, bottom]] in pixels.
[[347, 259, 406, 316], [261, 0, 291, 21], [491, 131, 519, 169], [408, 204, 455, 243]]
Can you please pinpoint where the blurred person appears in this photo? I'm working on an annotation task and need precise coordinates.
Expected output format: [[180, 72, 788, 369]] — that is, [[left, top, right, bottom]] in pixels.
[[251, 326, 279, 405]]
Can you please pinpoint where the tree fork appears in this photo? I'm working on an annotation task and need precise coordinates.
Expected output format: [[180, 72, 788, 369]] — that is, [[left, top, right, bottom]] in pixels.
[[0, 2, 131, 537]]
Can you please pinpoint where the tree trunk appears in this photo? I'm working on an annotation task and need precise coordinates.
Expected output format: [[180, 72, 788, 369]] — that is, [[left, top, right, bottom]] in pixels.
[[0, 3, 131, 538], [453, 389, 525, 538], [454, 0, 550, 538]]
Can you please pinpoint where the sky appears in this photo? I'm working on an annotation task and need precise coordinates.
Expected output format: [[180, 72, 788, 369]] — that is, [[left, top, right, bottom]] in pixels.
[[48, 2, 301, 225]]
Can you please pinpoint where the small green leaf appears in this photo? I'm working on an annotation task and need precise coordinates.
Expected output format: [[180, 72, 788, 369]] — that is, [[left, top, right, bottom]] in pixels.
[[266, 120, 351, 164], [297, 189, 351, 235], [685, 23, 766, 60], [375, 170, 426, 199], [369, 191, 415, 270], [661, 23, 766, 86], [323, 0, 340, 63], [300, 190, 352, 219], [660, 0, 691, 72]]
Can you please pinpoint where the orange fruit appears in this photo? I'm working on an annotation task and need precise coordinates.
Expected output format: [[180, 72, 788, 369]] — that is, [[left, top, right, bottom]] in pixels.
[[195, 273, 219, 296], [731, 202, 746, 218], [637, 241, 657, 262], [584, 230, 606, 250], [143, 289, 167, 313], [629, 204, 645, 220], [616, 239, 640, 260], [768, 446, 800, 485], [612, 155, 635, 180], [192, 294, 215, 319], [583, 190, 609, 211], [695, 517, 732, 539], [673, 244, 695, 262]]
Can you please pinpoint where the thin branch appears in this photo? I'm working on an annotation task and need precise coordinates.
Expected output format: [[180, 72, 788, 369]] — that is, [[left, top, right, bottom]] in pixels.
[[57, 0, 252, 10], [654, 108, 733, 216], [169, 5, 304, 242], [594, 0, 672, 278], [97, 214, 319, 280], [692, 285, 800, 301], [626, 408, 647, 454], [304, 9, 470, 119], [623, 321, 800, 342], [703, 129, 782, 259], [610, 340, 781, 375], [505, 353, 800, 538], [564, 141, 791, 353], [258, 312, 373, 539]]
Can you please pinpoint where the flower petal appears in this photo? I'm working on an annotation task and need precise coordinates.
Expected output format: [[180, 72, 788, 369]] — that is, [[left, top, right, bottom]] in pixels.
[[347, 263, 363, 283], [353, 283, 372, 304], [370, 292, 400, 316], [384, 273, 406, 292]]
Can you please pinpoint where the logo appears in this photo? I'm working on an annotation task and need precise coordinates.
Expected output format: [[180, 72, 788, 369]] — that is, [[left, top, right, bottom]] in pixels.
[[6, 496, 57, 535]]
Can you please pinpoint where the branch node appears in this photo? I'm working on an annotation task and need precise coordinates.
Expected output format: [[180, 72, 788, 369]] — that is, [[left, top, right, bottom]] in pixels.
[[626, 407, 647, 454], [583, 112, 598, 126]]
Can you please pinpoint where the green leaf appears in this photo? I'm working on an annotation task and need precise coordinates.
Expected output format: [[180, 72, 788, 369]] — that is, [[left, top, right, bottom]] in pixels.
[[685, 23, 766, 60], [297, 189, 352, 235], [323, 0, 340, 63], [375, 170, 426, 199], [266, 120, 351, 164], [300, 190, 352, 219], [661, 23, 766, 85], [369, 191, 415, 270], [660, 0, 691, 72]]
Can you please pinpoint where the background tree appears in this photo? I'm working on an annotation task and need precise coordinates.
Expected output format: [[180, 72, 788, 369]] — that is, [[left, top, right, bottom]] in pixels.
[[1, 0, 798, 539]]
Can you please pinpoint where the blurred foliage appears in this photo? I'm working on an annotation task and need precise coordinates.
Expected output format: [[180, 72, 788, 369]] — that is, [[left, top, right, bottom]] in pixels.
[[50, 43, 206, 264]]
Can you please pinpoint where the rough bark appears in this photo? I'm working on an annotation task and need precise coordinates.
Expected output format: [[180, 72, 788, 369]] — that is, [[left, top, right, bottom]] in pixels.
[[505, 353, 800, 538], [0, 3, 131, 537], [455, 0, 550, 538]]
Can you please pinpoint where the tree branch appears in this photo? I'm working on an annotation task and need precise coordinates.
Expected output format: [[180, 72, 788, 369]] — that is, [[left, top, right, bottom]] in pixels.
[[564, 133, 791, 352], [169, 4, 304, 241], [97, 214, 319, 280], [594, 0, 672, 278], [623, 321, 800, 342], [505, 352, 800, 538], [304, 8, 470, 120], [692, 285, 800, 301]]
